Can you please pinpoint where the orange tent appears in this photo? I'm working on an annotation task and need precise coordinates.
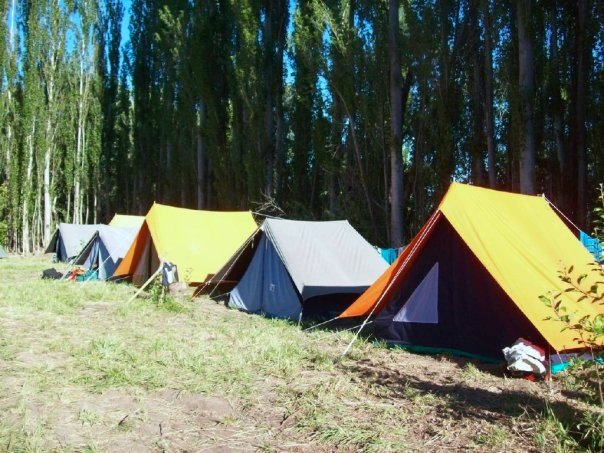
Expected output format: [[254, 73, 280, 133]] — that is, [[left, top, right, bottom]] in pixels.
[[341, 183, 603, 355]]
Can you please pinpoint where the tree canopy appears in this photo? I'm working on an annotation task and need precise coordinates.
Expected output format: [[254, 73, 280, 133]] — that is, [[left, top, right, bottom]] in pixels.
[[1, 0, 603, 250]]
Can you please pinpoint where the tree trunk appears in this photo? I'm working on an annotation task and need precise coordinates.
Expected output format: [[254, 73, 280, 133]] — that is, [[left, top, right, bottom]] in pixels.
[[470, 1, 485, 186], [516, 0, 536, 194], [274, 0, 287, 200], [575, 0, 588, 225], [389, 0, 403, 247], [549, 1, 564, 172], [23, 121, 36, 254], [263, 1, 275, 196], [196, 101, 206, 209], [481, 0, 497, 187], [43, 136, 51, 246]]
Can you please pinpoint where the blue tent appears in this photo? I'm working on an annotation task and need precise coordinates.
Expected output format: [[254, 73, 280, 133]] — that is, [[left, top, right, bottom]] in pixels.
[[45, 223, 103, 262]]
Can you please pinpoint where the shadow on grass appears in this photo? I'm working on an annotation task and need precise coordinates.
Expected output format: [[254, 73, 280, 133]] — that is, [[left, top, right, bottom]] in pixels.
[[343, 356, 582, 427]]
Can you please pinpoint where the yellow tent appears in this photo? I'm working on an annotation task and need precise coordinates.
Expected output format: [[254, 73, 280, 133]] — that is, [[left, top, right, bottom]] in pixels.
[[109, 214, 145, 229], [340, 183, 603, 355], [113, 203, 258, 285]]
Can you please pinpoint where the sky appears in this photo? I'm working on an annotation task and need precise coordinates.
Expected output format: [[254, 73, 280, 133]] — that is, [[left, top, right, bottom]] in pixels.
[[120, 0, 132, 51]]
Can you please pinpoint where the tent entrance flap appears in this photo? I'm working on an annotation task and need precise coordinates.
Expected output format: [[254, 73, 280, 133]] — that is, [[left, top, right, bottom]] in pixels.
[[392, 262, 439, 324], [229, 235, 302, 319]]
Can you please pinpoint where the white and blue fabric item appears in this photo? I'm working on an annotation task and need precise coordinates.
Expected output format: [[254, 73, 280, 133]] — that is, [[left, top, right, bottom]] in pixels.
[[225, 219, 389, 319], [162, 262, 179, 286], [45, 223, 104, 262], [74, 225, 138, 280]]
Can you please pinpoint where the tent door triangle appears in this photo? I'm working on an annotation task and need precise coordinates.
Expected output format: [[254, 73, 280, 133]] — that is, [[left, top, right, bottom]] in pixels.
[[393, 262, 439, 324]]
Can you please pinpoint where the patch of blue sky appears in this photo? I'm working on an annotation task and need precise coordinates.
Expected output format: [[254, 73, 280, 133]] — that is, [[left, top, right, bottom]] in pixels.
[[121, 0, 132, 50]]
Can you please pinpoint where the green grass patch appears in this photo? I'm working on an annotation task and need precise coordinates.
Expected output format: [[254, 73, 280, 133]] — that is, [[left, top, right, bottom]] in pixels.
[[0, 256, 589, 451]]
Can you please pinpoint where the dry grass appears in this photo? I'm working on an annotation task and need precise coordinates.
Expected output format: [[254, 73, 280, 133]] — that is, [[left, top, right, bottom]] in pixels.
[[0, 256, 589, 451]]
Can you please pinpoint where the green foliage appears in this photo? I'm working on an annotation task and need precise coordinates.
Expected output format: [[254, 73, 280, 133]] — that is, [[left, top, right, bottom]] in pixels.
[[1, 1, 604, 252], [147, 277, 187, 313], [541, 191, 604, 449]]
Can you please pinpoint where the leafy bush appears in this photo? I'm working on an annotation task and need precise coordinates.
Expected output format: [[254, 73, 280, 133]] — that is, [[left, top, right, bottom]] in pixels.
[[148, 278, 187, 313], [540, 186, 604, 449]]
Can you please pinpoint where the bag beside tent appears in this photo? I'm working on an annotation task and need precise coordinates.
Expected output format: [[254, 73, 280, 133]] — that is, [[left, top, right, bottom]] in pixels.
[[45, 223, 103, 262], [339, 183, 604, 359], [113, 203, 258, 286], [214, 219, 389, 320]]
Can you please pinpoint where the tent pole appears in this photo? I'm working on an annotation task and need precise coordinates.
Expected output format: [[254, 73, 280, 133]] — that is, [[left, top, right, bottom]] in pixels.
[[340, 296, 382, 357], [85, 252, 113, 282], [126, 264, 163, 304]]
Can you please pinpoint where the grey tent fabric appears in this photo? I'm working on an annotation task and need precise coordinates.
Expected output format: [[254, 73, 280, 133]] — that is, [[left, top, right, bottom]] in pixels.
[[45, 223, 103, 262], [227, 219, 388, 319], [263, 219, 389, 298], [0, 245, 7, 259], [75, 226, 138, 280]]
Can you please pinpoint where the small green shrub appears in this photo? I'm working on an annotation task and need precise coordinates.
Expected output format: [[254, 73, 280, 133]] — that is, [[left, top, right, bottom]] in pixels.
[[147, 278, 187, 313]]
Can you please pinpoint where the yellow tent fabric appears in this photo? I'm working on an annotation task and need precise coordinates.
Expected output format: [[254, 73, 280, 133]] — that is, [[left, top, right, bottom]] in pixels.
[[341, 183, 603, 352], [439, 183, 602, 352], [109, 214, 145, 229], [113, 203, 258, 285]]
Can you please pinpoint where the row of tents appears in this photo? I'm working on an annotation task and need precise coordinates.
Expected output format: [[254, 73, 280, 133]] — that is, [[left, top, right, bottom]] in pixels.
[[43, 183, 604, 362]]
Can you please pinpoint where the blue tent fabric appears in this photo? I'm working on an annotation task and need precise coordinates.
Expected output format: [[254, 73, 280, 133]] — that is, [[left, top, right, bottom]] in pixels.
[[229, 235, 302, 319], [579, 230, 603, 262]]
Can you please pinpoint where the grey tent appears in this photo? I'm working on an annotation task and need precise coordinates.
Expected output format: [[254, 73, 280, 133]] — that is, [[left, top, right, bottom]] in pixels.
[[45, 223, 103, 262], [213, 219, 389, 320], [74, 225, 139, 280], [0, 245, 7, 259]]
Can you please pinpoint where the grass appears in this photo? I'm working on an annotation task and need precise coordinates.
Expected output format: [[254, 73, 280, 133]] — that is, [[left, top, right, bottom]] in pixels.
[[0, 256, 593, 451]]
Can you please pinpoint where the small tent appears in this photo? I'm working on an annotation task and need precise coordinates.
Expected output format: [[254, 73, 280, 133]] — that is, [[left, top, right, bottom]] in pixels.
[[339, 183, 604, 358], [214, 219, 389, 320], [113, 203, 258, 285], [0, 245, 7, 258], [109, 214, 145, 229], [74, 225, 139, 280], [45, 223, 103, 262]]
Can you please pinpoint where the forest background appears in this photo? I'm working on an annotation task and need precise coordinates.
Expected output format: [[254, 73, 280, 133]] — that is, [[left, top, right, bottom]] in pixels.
[[0, 0, 602, 252]]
